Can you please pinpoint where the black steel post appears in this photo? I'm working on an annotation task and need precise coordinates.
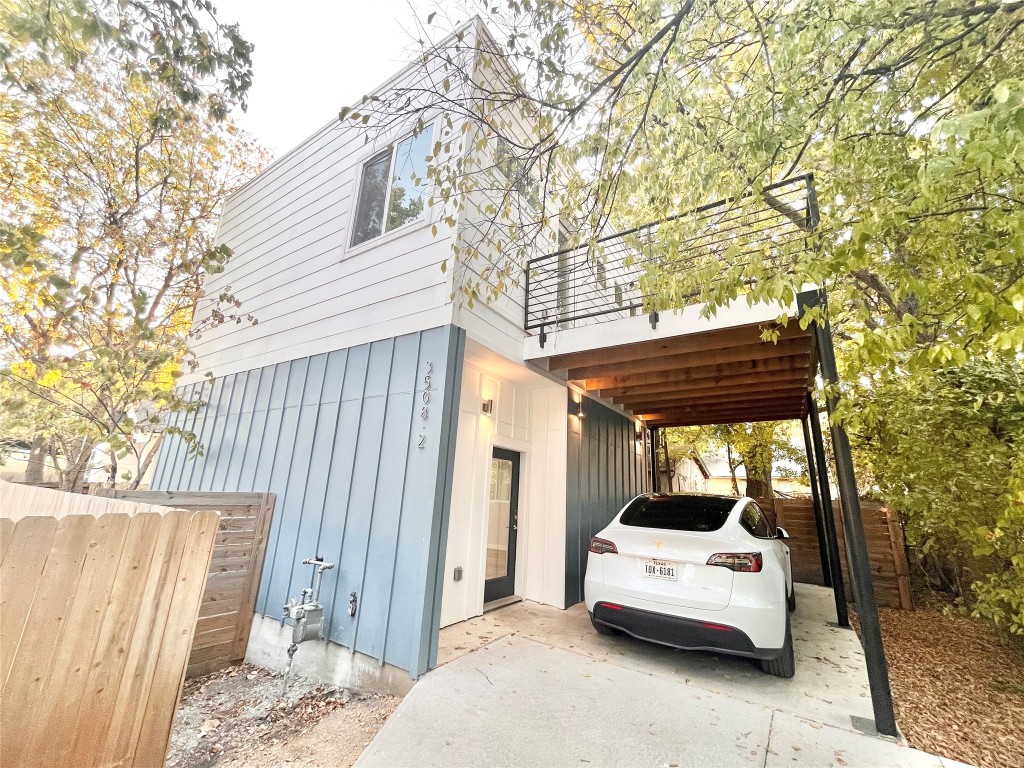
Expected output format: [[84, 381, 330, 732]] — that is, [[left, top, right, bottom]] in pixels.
[[812, 303, 899, 738], [808, 397, 849, 621], [651, 428, 659, 493], [524, 259, 531, 330], [802, 415, 833, 588]]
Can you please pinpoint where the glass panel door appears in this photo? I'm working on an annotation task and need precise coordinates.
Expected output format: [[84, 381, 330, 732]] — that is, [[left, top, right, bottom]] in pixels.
[[484, 448, 520, 603]]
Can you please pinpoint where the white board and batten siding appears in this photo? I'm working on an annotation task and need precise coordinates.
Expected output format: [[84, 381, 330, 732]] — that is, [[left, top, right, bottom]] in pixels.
[[440, 344, 567, 628]]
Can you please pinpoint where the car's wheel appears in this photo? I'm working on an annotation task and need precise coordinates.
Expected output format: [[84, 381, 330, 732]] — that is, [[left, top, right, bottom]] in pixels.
[[787, 585, 797, 613], [590, 614, 620, 636], [759, 612, 795, 678]]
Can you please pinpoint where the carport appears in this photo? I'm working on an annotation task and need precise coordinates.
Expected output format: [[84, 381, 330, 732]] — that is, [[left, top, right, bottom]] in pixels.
[[523, 176, 899, 737]]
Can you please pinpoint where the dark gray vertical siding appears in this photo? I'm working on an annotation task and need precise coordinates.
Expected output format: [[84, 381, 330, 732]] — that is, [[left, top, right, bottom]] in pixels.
[[153, 325, 465, 677], [564, 394, 651, 606]]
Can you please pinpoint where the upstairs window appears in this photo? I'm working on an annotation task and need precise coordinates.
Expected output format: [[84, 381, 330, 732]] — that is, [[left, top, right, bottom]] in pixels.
[[495, 136, 539, 208], [351, 129, 432, 247]]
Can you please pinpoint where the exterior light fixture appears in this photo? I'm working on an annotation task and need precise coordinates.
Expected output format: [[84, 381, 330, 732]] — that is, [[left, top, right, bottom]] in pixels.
[[635, 420, 643, 441], [577, 400, 585, 419], [482, 399, 494, 416]]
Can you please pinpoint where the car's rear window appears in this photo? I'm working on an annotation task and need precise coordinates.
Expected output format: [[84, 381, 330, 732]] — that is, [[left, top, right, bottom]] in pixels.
[[619, 495, 735, 532]]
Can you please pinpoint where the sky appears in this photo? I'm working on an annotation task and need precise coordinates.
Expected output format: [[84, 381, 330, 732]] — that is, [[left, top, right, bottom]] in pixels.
[[214, 0, 447, 157]]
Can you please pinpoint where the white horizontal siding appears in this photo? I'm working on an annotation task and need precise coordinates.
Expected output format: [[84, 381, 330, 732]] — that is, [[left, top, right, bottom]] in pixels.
[[192, 92, 465, 379], [452, 181, 556, 362], [191, 20, 538, 382]]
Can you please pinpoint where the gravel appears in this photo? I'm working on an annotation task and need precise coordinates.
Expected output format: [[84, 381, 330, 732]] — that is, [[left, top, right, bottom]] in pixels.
[[167, 664, 397, 768]]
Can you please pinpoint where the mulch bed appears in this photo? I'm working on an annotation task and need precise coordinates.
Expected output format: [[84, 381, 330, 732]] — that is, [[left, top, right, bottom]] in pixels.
[[854, 594, 1024, 768]]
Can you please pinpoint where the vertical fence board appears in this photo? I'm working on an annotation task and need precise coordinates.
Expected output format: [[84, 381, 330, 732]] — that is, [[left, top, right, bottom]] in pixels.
[[95, 490, 276, 677], [233, 494, 275, 660], [35, 514, 132, 764], [67, 513, 163, 765], [100, 512, 190, 764], [885, 507, 914, 611], [0, 481, 218, 768], [0, 518, 13, 561], [133, 510, 219, 766], [2, 515, 96, 766], [0, 516, 57, 687]]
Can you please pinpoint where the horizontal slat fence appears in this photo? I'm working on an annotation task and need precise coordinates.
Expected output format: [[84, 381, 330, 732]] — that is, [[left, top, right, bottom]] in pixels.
[[0, 481, 218, 768], [94, 490, 276, 677], [771, 496, 913, 610]]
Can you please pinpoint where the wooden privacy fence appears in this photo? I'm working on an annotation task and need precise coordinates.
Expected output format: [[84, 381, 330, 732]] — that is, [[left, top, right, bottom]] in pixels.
[[94, 490, 275, 677], [767, 496, 913, 610], [0, 481, 218, 768]]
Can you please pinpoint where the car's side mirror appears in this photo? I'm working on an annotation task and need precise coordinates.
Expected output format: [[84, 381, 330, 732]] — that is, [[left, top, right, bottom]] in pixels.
[[776, 527, 790, 540]]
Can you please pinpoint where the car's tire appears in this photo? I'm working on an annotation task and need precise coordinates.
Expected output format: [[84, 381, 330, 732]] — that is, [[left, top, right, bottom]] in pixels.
[[590, 614, 620, 636], [759, 612, 795, 678], [787, 585, 797, 613]]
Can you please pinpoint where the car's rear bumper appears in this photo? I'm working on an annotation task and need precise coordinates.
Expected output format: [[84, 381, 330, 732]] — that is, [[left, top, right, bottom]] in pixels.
[[591, 601, 782, 660]]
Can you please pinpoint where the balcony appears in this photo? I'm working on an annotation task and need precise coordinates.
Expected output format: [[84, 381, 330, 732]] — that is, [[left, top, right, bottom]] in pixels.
[[524, 174, 818, 339], [522, 175, 822, 428]]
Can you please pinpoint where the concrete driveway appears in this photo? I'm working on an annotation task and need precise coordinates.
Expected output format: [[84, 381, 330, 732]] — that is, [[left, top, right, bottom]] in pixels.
[[356, 585, 969, 768]]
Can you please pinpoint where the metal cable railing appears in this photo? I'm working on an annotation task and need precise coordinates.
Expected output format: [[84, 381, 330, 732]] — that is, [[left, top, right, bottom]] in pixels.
[[524, 174, 818, 335]]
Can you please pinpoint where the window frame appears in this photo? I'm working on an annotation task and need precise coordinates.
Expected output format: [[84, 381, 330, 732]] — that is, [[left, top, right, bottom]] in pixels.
[[348, 124, 435, 252]]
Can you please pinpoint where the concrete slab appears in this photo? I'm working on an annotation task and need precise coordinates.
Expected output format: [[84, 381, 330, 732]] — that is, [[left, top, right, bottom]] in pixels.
[[360, 584, 969, 768], [765, 712, 944, 768], [358, 635, 773, 768], [440, 584, 873, 732]]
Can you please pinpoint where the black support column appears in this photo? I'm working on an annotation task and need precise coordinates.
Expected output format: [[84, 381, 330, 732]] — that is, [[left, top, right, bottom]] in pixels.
[[809, 292, 898, 738], [802, 414, 833, 589], [807, 396, 849, 624], [649, 427, 660, 492]]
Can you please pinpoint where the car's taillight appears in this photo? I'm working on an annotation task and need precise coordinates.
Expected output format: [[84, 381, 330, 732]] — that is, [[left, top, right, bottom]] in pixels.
[[589, 537, 618, 554], [707, 552, 763, 572]]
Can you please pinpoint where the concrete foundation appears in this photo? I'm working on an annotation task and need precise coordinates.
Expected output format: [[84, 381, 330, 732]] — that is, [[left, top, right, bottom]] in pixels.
[[245, 614, 415, 697]]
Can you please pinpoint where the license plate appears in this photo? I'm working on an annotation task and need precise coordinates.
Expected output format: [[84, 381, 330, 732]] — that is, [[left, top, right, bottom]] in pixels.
[[643, 559, 677, 580]]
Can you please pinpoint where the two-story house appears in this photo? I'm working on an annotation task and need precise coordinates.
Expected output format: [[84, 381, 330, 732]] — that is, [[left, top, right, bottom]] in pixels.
[[152, 20, 892, 730]]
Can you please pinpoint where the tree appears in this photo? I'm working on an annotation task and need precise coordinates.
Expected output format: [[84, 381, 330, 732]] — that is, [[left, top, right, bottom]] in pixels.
[[346, 2, 1022, 330], [856, 361, 1024, 633], [0, 40, 267, 490], [667, 421, 802, 498], [348, 2, 1024, 631], [1, 0, 253, 120]]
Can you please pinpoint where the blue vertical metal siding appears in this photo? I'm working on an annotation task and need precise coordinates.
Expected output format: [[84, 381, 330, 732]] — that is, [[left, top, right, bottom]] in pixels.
[[154, 325, 465, 677], [564, 395, 650, 607]]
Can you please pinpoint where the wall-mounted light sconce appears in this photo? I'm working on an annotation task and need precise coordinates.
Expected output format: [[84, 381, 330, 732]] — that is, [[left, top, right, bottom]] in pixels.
[[635, 420, 644, 441], [482, 399, 494, 416], [577, 399, 585, 419]]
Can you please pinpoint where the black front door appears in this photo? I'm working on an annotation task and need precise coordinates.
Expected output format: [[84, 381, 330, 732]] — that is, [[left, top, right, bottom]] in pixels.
[[484, 448, 520, 603]]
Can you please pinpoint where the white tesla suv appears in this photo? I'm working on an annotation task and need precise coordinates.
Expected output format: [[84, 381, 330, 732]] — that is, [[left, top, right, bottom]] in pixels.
[[584, 493, 795, 677]]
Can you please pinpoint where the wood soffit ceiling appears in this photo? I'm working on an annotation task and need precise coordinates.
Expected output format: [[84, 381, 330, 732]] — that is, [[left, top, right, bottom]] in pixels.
[[552, 322, 818, 427]]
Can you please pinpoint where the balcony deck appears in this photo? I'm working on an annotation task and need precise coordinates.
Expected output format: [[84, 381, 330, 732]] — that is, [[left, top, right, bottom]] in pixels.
[[523, 176, 819, 427]]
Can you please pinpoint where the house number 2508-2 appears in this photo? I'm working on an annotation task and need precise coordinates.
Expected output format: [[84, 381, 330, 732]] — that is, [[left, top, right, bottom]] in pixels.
[[417, 361, 433, 448]]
